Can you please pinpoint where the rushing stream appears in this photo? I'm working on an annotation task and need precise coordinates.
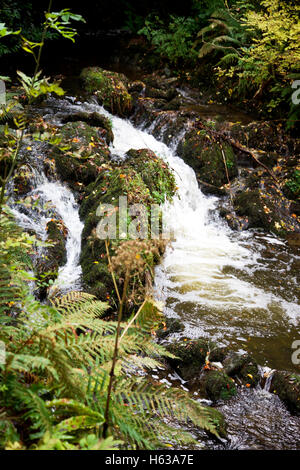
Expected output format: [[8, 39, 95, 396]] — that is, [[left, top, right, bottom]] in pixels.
[[10, 96, 300, 449]]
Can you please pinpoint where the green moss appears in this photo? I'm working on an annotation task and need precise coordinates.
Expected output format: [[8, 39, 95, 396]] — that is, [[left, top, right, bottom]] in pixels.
[[177, 129, 237, 188], [80, 67, 132, 116], [284, 170, 300, 201], [79, 148, 176, 300], [203, 370, 237, 402], [270, 371, 300, 415], [51, 121, 111, 192], [166, 338, 226, 381]]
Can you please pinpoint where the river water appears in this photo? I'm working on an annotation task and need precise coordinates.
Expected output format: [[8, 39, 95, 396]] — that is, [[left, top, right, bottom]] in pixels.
[[10, 96, 300, 449]]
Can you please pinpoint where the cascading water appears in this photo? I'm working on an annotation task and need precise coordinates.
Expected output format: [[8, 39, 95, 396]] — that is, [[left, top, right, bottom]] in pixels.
[[66, 100, 299, 370], [12, 96, 299, 449], [10, 144, 83, 292]]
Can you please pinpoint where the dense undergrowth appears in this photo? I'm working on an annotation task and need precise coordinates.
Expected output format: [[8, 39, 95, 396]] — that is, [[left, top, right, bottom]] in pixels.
[[137, 0, 300, 129]]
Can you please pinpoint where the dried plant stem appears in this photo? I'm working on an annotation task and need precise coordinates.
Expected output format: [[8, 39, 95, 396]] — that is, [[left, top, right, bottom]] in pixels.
[[103, 242, 130, 437]]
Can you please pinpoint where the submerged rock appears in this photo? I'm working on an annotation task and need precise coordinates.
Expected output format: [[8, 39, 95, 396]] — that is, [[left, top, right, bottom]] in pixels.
[[80, 67, 132, 117]]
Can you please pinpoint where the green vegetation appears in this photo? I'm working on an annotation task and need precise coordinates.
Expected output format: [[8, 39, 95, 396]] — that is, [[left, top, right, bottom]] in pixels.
[[137, 0, 300, 128]]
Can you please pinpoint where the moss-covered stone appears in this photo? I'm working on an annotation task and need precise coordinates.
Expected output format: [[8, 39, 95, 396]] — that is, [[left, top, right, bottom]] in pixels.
[[34, 219, 67, 299], [12, 164, 35, 195], [177, 128, 238, 190], [270, 371, 300, 415], [233, 178, 300, 236], [50, 121, 111, 194], [200, 370, 237, 402], [80, 67, 132, 116], [222, 351, 260, 387], [166, 338, 226, 381], [156, 317, 185, 339], [79, 148, 176, 300], [60, 111, 114, 144]]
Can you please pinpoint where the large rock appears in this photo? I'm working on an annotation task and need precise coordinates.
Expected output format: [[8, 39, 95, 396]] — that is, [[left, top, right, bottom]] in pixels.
[[270, 371, 300, 415], [222, 351, 260, 387], [233, 169, 300, 236], [166, 338, 226, 381], [50, 121, 111, 195], [80, 67, 132, 116], [79, 148, 176, 300], [198, 370, 237, 402], [177, 128, 238, 191]]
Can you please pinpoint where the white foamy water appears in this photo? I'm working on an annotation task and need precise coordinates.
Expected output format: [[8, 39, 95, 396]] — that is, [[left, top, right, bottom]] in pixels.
[[36, 179, 83, 290], [11, 164, 83, 291]]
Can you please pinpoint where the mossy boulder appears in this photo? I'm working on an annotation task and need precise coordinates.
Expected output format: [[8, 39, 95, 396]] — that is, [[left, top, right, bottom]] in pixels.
[[59, 111, 114, 144], [79, 148, 176, 299], [50, 121, 111, 194], [80, 67, 132, 116], [270, 371, 300, 415], [156, 317, 185, 340], [12, 164, 35, 195], [166, 338, 226, 381], [177, 128, 238, 191], [222, 351, 260, 387], [283, 169, 300, 202], [207, 407, 227, 438], [233, 173, 300, 236], [199, 370, 237, 402]]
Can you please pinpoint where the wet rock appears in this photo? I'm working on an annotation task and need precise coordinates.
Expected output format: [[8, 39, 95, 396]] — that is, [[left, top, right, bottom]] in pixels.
[[145, 85, 177, 102], [198, 370, 237, 402], [222, 351, 260, 387], [59, 111, 114, 144], [285, 232, 300, 248], [228, 121, 299, 157], [166, 338, 226, 381], [128, 80, 145, 94], [207, 407, 227, 438], [12, 165, 35, 195], [50, 121, 111, 194], [156, 317, 185, 339], [177, 128, 238, 190], [80, 67, 132, 117], [79, 148, 176, 300], [233, 171, 300, 236], [270, 371, 300, 415], [35, 218, 67, 299]]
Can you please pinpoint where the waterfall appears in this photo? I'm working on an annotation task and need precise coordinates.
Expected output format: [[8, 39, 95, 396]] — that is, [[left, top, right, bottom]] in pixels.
[[11, 97, 299, 367], [10, 144, 84, 292]]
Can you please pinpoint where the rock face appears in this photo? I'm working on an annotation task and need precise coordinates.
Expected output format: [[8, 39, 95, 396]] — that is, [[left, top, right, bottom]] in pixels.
[[232, 169, 300, 236], [80, 67, 133, 116], [35, 218, 68, 299], [270, 371, 300, 416]]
